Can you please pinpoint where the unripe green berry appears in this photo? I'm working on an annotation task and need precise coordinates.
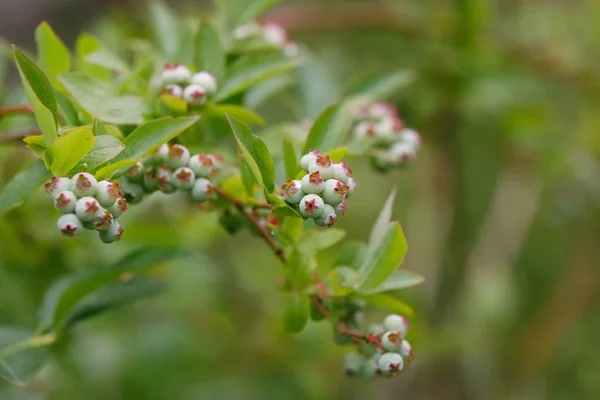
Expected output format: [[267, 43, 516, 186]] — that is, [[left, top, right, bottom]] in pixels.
[[57, 214, 83, 237], [281, 179, 304, 204], [300, 171, 324, 194], [335, 201, 348, 217], [376, 117, 404, 144], [161, 62, 192, 84], [191, 178, 212, 202], [108, 198, 128, 218], [362, 357, 379, 380], [346, 177, 357, 197], [377, 352, 404, 376], [70, 173, 97, 197], [166, 144, 190, 169], [94, 180, 121, 208], [342, 352, 364, 377], [383, 314, 410, 337], [75, 197, 104, 222], [173, 167, 195, 190], [143, 144, 169, 166], [93, 210, 114, 231], [314, 203, 337, 227], [188, 153, 214, 177], [45, 177, 71, 199], [389, 141, 416, 164], [321, 179, 349, 206], [120, 180, 144, 204], [401, 128, 422, 148], [99, 220, 124, 243], [400, 340, 414, 362], [308, 155, 334, 180], [126, 161, 144, 182], [191, 71, 217, 94], [382, 331, 403, 352], [353, 121, 378, 140], [163, 84, 183, 98], [332, 162, 353, 184], [183, 84, 207, 105], [299, 149, 321, 171], [53, 191, 77, 214], [207, 153, 224, 171], [155, 168, 175, 193], [368, 102, 396, 121], [298, 194, 325, 219], [143, 169, 159, 192]]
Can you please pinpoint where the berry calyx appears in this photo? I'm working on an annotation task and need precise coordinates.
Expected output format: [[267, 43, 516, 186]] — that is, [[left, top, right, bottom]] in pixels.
[[183, 84, 207, 105], [321, 179, 348, 206], [299, 149, 321, 171], [70, 173, 97, 197], [383, 314, 410, 338], [53, 191, 77, 214], [126, 161, 144, 181], [332, 162, 353, 184], [281, 179, 304, 204], [298, 194, 325, 218], [172, 167, 195, 190], [377, 352, 404, 376], [144, 144, 169, 166], [45, 177, 71, 199], [188, 153, 214, 177], [93, 210, 114, 231], [99, 220, 124, 243], [191, 178, 212, 203], [300, 171, 324, 194], [95, 180, 121, 208], [346, 177, 357, 197], [400, 340, 415, 363], [74, 197, 104, 222], [108, 198, 128, 218], [56, 214, 83, 237], [381, 331, 403, 352], [314, 203, 337, 227], [160, 63, 192, 84], [166, 144, 191, 169], [163, 84, 183, 98], [334, 201, 347, 217], [308, 155, 334, 180]]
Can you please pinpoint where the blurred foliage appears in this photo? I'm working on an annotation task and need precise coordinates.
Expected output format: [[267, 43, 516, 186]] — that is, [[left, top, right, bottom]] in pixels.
[[2, 0, 600, 399]]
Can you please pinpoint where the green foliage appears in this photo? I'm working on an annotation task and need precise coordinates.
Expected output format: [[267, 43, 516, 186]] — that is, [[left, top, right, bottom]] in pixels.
[[0, 161, 50, 215], [35, 22, 71, 89], [194, 22, 225, 82], [44, 126, 94, 176], [302, 103, 350, 154]]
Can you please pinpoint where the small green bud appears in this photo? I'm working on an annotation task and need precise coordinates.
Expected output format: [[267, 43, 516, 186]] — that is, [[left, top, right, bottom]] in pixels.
[[342, 352, 364, 377]]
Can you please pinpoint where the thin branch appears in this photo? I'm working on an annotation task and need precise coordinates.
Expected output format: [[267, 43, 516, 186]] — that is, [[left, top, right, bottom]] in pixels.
[[211, 185, 286, 264], [0, 104, 33, 116], [0, 129, 40, 144]]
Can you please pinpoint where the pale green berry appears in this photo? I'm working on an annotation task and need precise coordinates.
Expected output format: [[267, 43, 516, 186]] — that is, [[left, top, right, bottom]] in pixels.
[[92, 210, 114, 231], [342, 352, 364, 377], [126, 161, 144, 182], [120, 180, 144, 204], [298, 194, 324, 219], [401, 128, 421, 148], [183, 84, 207, 105], [44, 177, 71, 199], [94, 180, 121, 208], [300, 171, 324, 194], [143, 168, 159, 192], [53, 191, 77, 214], [173, 167, 195, 190], [346, 177, 357, 197], [368, 102, 397, 120], [166, 144, 190, 169], [108, 198, 128, 218], [335, 201, 347, 217], [314, 204, 337, 227], [281, 179, 304, 204], [321, 179, 348, 206], [362, 357, 379, 380], [383, 314, 410, 338], [70, 173, 97, 197], [299, 150, 321, 171], [389, 141, 416, 164], [400, 340, 414, 363], [332, 162, 353, 184], [191, 71, 217, 94], [382, 331, 403, 352], [161, 62, 191, 84], [377, 352, 404, 376], [191, 178, 212, 202], [99, 220, 124, 244], [352, 121, 378, 140], [57, 214, 83, 237], [308, 155, 335, 180], [163, 84, 183, 98], [155, 168, 175, 193], [207, 153, 224, 171], [75, 197, 104, 222], [376, 117, 404, 144], [188, 153, 214, 177], [143, 144, 169, 166]]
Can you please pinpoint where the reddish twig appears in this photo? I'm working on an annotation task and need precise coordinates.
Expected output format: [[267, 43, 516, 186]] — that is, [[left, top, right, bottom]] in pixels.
[[0, 129, 40, 144], [0, 104, 33, 116], [211, 185, 285, 264]]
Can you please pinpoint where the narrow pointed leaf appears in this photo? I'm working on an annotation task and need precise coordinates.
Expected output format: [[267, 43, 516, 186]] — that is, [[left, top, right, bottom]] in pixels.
[[35, 22, 70, 88], [0, 160, 50, 215], [359, 270, 424, 295], [194, 21, 225, 82], [302, 103, 350, 154]]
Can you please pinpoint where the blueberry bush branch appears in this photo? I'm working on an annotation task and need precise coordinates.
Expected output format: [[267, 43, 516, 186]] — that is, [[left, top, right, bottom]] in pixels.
[[0, 0, 424, 385]]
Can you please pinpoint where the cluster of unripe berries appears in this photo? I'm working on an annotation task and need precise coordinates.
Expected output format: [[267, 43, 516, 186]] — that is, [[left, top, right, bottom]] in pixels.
[[281, 151, 356, 227], [118, 143, 221, 206], [233, 20, 299, 58], [352, 102, 422, 170], [45, 174, 127, 243], [343, 314, 415, 379], [160, 63, 217, 106]]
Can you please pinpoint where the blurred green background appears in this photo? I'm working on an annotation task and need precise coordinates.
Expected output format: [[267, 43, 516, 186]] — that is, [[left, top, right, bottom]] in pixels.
[[2, 0, 600, 399]]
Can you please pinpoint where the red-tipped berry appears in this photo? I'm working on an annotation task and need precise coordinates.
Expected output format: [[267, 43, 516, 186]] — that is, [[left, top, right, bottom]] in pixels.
[[346, 177, 357, 197], [53, 191, 77, 214], [300, 171, 324, 194], [298, 194, 325, 218], [45, 177, 71, 199], [108, 198, 128, 218], [389, 141, 416, 164], [93, 210, 114, 231], [401, 128, 422, 147], [377, 352, 404, 376], [377, 117, 404, 143], [160, 62, 192, 84], [183, 84, 207, 105], [143, 144, 169, 166], [368, 102, 397, 120], [314, 204, 337, 227], [308, 155, 334, 180], [57, 214, 83, 237], [173, 167, 195, 190], [334, 201, 347, 217], [382, 331, 403, 352], [353, 121, 378, 140], [281, 180, 304, 204], [119, 180, 144, 204], [99, 220, 124, 243], [75, 197, 104, 222], [70, 173, 97, 197], [163, 84, 183, 98], [166, 144, 190, 169], [332, 162, 353, 184], [156, 167, 175, 193], [94, 180, 121, 208], [126, 161, 144, 182], [400, 340, 415, 363], [383, 314, 410, 338], [207, 153, 224, 171], [299, 149, 321, 171], [188, 153, 214, 177], [191, 178, 212, 202], [191, 71, 217, 94], [321, 179, 348, 206]]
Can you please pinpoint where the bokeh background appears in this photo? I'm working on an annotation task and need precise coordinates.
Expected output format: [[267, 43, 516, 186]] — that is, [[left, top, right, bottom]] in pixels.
[[2, 0, 600, 399]]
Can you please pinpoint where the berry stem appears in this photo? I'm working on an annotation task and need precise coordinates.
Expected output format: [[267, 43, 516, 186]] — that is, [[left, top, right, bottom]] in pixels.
[[211, 185, 285, 264], [0, 104, 33, 116]]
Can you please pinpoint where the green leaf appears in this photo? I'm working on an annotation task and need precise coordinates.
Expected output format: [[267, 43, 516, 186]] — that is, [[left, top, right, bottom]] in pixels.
[[239, 154, 256, 196], [345, 70, 415, 101], [325, 268, 356, 297], [0, 160, 50, 215], [194, 21, 225, 82], [233, 0, 281, 26], [13, 46, 58, 146], [355, 293, 413, 316], [359, 270, 424, 295], [282, 138, 300, 180], [358, 222, 408, 292], [44, 127, 94, 176], [296, 229, 346, 255], [0, 327, 50, 385], [56, 92, 80, 126], [75, 33, 110, 80], [279, 215, 304, 245], [112, 116, 199, 162], [286, 250, 314, 290], [282, 293, 309, 333], [207, 104, 264, 126], [369, 188, 397, 245], [151, 0, 182, 59], [84, 48, 129, 73], [59, 73, 148, 124], [94, 160, 139, 181], [215, 54, 299, 102], [37, 247, 189, 332], [73, 135, 125, 172], [323, 147, 349, 163], [244, 73, 295, 110], [302, 103, 350, 154], [333, 241, 367, 270], [227, 115, 275, 193], [156, 94, 188, 117], [35, 22, 70, 89]]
